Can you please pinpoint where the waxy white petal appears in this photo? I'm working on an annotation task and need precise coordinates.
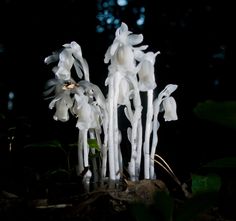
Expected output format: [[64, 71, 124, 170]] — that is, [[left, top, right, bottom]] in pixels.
[[162, 96, 178, 121]]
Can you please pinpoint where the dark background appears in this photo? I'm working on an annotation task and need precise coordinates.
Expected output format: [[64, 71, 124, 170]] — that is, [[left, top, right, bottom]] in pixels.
[[0, 0, 235, 181]]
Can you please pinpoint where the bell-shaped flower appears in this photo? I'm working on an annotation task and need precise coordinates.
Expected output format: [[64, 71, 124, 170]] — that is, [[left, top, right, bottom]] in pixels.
[[49, 90, 73, 122], [63, 41, 90, 81], [52, 65, 71, 81], [162, 96, 178, 121], [104, 22, 145, 73], [45, 41, 89, 81], [45, 47, 74, 81], [73, 94, 101, 130], [108, 70, 133, 105], [44, 78, 76, 122], [78, 80, 107, 110], [153, 84, 178, 119], [137, 51, 159, 91]]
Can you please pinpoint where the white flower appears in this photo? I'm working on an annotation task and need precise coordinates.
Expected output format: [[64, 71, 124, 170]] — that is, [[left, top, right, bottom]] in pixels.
[[137, 51, 160, 91], [50, 47, 75, 81], [73, 94, 100, 130], [49, 91, 73, 122], [64, 41, 90, 81], [45, 41, 89, 81], [104, 22, 144, 72], [153, 84, 178, 121], [162, 96, 178, 121]]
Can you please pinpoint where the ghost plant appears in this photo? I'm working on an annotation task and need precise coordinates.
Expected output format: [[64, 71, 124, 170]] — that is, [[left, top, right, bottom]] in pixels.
[[44, 22, 178, 190]]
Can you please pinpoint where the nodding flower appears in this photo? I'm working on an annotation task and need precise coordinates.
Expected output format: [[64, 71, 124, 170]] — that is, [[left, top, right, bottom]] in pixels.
[[162, 96, 178, 121], [104, 22, 146, 73], [154, 84, 178, 121], [49, 89, 73, 122], [137, 51, 160, 91], [72, 93, 101, 130], [44, 41, 89, 81]]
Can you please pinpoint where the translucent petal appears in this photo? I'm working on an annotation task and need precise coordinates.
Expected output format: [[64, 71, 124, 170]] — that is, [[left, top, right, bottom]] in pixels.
[[49, 97, 61, 109], [81, 58, 90, 81], [104, 46, 111, 63], [128, 34, 143, 45], [73, 60, 83, 79], [78, 80, 106, 108], [136, 45, 149, 51], [115, 45, 135, 70], [74, 95, 100, 130], [59, 49, 74, 70], [138, 60, 156, 91], [55, 66, 71, 81], [143, 52, 158, 64], [162, 84, 178, 97], [62, 43, 71, 48], [162, 96, 178, 121], [70, 41, 82, 58], [54, 99, 71, 122], [117, 22, 128, 36], [110, 41, 119, 57], [134, 49, 145, 61], [44, 52, 59, 64]]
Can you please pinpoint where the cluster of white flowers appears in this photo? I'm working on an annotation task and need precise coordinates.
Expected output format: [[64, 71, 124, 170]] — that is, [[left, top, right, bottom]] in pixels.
[[44, 22, 178, 189]]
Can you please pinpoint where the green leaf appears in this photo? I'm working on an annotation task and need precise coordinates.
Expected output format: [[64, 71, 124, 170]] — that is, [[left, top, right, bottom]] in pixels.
[[87, 139, 100, 151], [191, 173, 221, 195], [194, 100, 236, 129], [175, 173, 221, 221]]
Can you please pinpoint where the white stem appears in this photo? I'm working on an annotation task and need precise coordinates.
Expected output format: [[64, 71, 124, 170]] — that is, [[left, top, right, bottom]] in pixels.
[[150, 113, 160, 179], [135, 118, 143, 179], [77, 131, 84, 175], [113, 73, 121, 180], [143, 90, 154, 179], [101, 110, 108, 179], [129, 109, 139, 181], [127, 75, 142, 181], [118, 130, 123, 178], [108, 78, 116, 181], [83, 129, 89, 167], [125, 96, 137, 181], [83, 169, 92, 193]]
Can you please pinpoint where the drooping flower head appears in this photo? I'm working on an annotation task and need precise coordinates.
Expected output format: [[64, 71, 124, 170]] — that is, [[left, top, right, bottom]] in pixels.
[[44, 41, 91, 123], [154, 84, 178, 121], [104, 22, 146, 73], [47, 84, 74, 122], [137, 51, 160, 91], [44, 41, 89, 82]]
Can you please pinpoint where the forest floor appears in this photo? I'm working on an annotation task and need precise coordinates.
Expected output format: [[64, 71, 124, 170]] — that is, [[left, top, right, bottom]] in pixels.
[[1, 178, 236, 221]]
